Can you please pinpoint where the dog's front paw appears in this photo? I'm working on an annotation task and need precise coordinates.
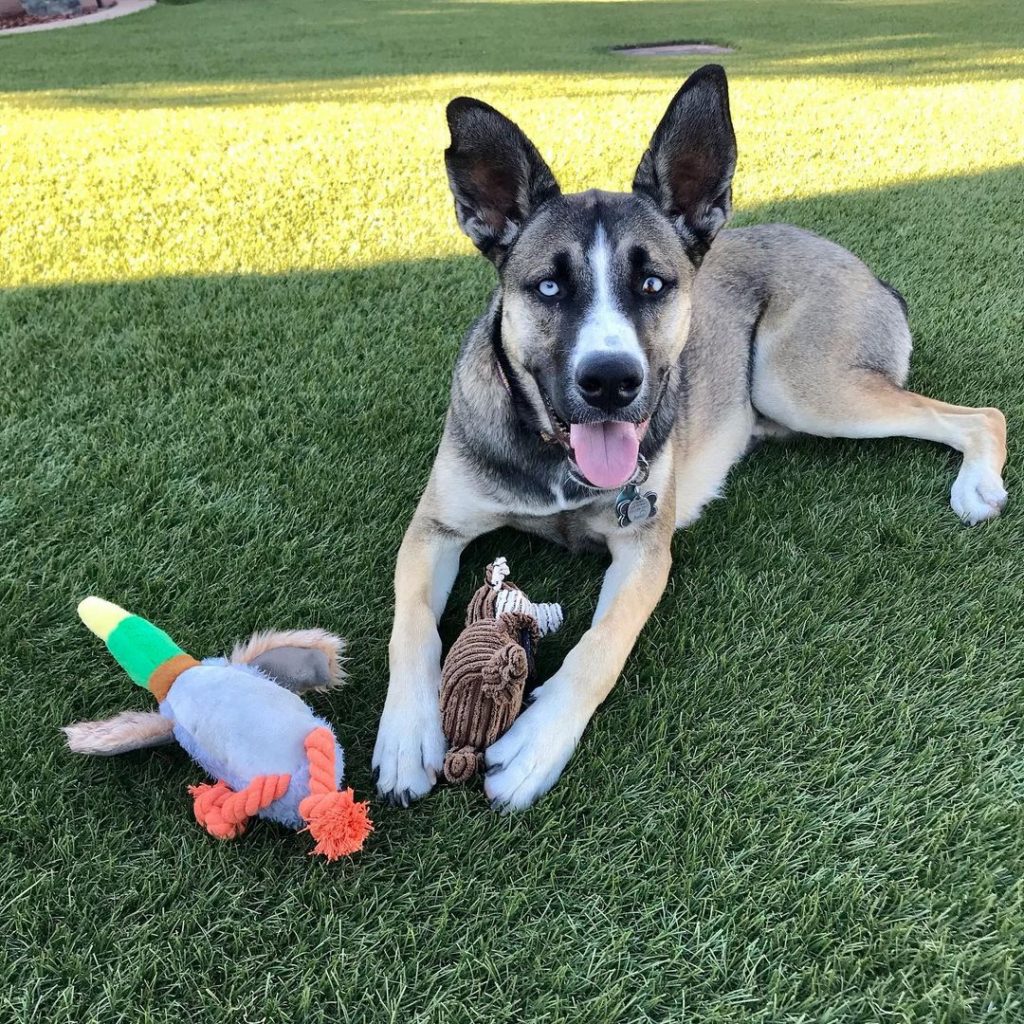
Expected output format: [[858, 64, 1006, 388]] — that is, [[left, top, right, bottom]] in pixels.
[[372, 688, 446, 807], [484, 682, 584, 812], [951, 462, 1007, 525]]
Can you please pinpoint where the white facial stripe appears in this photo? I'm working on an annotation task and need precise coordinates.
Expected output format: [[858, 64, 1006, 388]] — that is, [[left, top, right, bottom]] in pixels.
[[572, 224, 646, 372]]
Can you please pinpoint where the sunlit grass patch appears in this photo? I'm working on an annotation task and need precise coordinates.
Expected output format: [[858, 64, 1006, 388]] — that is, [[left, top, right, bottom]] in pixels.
[[2, 2, 1024, 1022], [2, 73, 1023, 286]]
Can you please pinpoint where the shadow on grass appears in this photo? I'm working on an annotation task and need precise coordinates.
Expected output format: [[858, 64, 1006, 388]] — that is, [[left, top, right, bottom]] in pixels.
[[1, 165, 1020, 756], [2, 167, 1023, 1024], [0, 0, 1021, 100]]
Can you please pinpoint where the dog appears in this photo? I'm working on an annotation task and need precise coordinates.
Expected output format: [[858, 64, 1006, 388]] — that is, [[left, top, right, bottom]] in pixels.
[[371, 64, 1008, 811]]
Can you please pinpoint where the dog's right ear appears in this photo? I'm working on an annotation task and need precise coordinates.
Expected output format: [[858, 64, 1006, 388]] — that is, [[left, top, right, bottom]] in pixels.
[[445, 98, 561, 264]]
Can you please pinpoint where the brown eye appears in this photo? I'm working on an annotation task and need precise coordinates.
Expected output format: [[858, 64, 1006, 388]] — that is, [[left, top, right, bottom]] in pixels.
[[640, 276, 664, 295]]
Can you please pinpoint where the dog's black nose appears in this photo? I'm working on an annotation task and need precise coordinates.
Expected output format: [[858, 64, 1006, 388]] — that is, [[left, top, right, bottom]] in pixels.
[[576, 353, 644, 412]]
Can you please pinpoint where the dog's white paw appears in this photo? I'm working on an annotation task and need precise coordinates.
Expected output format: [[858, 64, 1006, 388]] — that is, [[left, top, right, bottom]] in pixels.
[[951, 462, 1007, 525], [484, 682, 583, 812], [372, 687, 446, 807]]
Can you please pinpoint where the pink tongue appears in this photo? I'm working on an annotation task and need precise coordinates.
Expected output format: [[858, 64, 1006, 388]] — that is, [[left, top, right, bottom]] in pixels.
[[570, 422, 640, 489]]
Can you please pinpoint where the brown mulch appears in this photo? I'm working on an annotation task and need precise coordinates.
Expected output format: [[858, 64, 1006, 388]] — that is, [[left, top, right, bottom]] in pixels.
[[0, 2, 115, 30]]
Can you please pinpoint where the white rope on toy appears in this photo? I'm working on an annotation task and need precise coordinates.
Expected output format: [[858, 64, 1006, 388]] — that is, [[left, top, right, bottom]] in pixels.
[[494, 589, 564, 636], [530, 601, 564, 637], [489, 556, 510, 590]]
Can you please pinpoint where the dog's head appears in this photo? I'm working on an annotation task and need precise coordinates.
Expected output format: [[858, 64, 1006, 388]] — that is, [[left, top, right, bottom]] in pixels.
[[445, 65, 736, 490]]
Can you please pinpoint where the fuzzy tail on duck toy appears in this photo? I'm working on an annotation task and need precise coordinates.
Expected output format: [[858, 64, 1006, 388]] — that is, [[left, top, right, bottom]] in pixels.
[[64, 598, 372, 859]]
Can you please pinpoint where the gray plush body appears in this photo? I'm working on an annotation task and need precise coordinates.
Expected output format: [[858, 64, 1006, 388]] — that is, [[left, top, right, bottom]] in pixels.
[[65, 628, 346, 833], [164, 658, 343, 829]]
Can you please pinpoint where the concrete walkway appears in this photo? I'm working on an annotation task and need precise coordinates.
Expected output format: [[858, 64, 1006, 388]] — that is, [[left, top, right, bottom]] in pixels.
[[0, 0, 155, 37]]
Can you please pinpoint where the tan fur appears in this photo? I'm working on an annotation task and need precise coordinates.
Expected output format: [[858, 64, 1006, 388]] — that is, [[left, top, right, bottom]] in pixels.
[[63, 711, 174, 756], [374, 88, 1008, 810], [704, 226, 1008, 525], [374, 223, 1009, 810], [230, 628, 346, 689]]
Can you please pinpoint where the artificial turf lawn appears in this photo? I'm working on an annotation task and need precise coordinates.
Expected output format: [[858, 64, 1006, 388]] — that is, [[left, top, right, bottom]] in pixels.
[[1, 0, 1023, 1020]]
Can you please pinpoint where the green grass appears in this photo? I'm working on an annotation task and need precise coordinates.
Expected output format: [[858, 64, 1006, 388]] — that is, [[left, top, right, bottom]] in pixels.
[[2, 1, 1024, 1021]]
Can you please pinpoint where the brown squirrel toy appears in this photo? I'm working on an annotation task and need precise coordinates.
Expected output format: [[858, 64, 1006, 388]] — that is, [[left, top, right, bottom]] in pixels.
[[439, 557, 563, 784]]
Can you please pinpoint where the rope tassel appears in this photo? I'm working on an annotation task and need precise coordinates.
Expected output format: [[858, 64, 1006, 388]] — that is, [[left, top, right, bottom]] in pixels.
[[298, 727, 373, 859]]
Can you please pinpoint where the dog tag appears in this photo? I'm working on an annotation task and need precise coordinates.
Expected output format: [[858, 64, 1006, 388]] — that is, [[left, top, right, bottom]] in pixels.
[[616, 483, 658, 527]]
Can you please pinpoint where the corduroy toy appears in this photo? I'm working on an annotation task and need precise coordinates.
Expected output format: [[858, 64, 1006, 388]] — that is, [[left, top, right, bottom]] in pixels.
[[64, 597, 372, 859], [440, 558, 563, 783]]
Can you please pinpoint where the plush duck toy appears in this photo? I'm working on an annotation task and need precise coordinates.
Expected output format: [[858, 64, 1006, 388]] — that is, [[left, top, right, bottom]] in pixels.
[[64, 597, 372, 859]]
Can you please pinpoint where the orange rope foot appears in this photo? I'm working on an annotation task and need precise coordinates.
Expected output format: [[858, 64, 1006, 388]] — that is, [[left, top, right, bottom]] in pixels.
[[298, 727, 372, 859], [190, 781, 244, 839], [189, 773, 291, 841]]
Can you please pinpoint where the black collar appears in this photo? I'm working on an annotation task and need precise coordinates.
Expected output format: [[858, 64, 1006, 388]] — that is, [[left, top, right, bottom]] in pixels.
[[490, 303, 557, 442]]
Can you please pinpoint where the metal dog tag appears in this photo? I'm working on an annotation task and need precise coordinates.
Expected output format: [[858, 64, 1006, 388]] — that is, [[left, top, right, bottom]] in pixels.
[[616, 483, 658, 527]]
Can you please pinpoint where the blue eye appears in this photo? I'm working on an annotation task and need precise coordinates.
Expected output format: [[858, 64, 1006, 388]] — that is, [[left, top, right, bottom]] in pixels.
[[641, 276, 664, 295], [537, 279, 561, 298]]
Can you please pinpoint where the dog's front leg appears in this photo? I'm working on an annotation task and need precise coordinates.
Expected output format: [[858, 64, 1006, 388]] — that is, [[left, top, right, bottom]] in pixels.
[[372, 505, 470, 805], [484, 516, 673, 811]]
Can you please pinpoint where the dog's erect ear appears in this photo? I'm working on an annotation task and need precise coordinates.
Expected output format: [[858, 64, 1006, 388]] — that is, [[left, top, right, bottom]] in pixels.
[[445, 97, 561, 264], [633, 65, 737, 261]]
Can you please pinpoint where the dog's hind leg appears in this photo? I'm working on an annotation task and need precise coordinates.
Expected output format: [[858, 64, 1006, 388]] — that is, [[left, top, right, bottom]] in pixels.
[[748, 266, 1007, 525], [756, 370, 1007, 525]]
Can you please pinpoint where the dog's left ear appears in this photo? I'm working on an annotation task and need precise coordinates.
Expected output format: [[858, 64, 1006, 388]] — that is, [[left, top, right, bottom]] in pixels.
[[445, 97, 561, 264], [633, 64, 737, 262]]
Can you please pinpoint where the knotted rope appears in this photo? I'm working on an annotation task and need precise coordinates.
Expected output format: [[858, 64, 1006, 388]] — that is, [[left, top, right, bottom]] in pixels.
[[190, 774, 290, 840]]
